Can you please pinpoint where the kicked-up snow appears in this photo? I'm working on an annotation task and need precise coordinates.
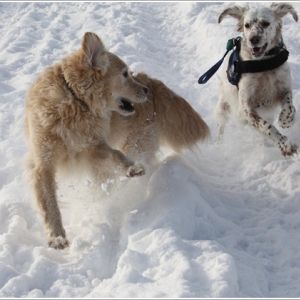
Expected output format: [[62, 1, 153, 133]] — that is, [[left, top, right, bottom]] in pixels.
[[1, 2, 300, 298]]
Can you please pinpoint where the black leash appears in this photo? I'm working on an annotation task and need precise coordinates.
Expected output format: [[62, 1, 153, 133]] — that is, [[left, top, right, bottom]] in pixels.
[[198, 38, 239, 84]]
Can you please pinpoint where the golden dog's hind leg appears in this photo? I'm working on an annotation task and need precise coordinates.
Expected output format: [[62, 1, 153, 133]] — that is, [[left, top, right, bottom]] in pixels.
[[33, 165, 69, 249]]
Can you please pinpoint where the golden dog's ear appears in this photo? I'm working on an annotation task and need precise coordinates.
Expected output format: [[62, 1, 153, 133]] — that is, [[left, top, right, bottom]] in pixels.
[[82, 32, 109, 74], [271, 3, 298, 22]]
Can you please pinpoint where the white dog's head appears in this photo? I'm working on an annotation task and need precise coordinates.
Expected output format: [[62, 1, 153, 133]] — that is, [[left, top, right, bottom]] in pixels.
[[218, 3, 298, 59]]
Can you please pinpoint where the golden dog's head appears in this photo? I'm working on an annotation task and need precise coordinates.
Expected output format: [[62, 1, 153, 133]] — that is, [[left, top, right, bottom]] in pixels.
[[63, 32, 148, 115], [104, 51, 149, 116]]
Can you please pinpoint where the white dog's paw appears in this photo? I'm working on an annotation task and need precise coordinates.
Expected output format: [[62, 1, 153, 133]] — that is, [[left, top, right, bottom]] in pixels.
[[48, 236, 69, 249], [280, 140, 298, 157], [278, 103, 296, 129], [126, 164, 145, 177]]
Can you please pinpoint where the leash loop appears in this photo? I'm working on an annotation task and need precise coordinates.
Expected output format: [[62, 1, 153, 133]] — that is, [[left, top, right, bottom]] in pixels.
[[198, 38, 239, 84]]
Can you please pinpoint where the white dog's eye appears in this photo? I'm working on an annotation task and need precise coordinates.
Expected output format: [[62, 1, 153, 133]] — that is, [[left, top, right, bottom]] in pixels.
[[245, 23, 250, 29], [261, 21, 270, 28]]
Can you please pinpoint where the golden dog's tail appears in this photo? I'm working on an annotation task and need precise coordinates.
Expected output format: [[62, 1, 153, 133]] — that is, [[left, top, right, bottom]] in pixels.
[[135, 73, 210, 153], [155, 80, 210, 152]]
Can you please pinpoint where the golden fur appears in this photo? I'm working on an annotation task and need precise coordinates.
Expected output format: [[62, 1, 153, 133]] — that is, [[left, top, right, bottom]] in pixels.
[[109, 72, 210, 164], [25, 32, 148, 249], [24, 32, 210, 249]]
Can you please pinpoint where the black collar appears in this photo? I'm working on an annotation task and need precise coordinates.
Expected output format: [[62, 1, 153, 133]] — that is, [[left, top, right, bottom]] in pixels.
[[235, 40, 289, 74], [265, 42, 284, 56], [197, 37, 289, 87], [62, 73, 89, 111]]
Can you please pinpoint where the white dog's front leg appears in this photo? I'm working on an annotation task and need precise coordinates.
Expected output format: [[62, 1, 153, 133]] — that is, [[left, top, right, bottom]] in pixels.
[[245, 108, 298, 156], [278, 93, 296, 128]]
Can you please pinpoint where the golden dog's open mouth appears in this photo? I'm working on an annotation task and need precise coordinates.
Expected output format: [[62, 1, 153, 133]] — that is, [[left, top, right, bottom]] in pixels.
[[119, 98, 135, 113]]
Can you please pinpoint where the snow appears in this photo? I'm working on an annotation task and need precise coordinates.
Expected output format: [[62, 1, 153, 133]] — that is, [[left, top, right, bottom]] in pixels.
[[1, 1, 300, 298]]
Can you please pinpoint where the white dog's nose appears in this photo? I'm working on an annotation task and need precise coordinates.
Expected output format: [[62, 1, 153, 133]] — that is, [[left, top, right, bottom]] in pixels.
[[250, 35, 260, 45]]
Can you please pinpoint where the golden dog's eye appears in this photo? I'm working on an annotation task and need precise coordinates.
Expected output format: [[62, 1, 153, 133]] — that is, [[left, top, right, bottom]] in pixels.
[[245, 23, 250, 29], [261, 21, 270, 27], [123, 70, 128, 78]]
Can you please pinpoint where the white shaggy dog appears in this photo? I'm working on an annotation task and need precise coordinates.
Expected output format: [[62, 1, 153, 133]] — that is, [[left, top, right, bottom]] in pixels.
[[214, 2, 298, 156]]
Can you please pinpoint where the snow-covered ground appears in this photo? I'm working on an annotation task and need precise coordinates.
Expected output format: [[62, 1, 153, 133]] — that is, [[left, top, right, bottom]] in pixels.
[[1, 2, 300, 298]]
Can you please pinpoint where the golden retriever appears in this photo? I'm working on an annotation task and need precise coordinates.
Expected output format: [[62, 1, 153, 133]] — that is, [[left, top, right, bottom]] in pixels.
[[25, 32, 148, 249], [24, 31, 210, 249]]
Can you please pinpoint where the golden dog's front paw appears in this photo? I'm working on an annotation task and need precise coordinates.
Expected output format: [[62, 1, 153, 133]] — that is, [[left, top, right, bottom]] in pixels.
[[126, 164, 145, 177], [48, 236, 69, 249]]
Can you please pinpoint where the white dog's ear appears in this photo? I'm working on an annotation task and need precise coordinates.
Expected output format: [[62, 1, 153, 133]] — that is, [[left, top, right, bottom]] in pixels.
[[271, 3, 298, 22], [82, 32, 109, 73], [218, 5, 250, 31], [218, 5, 249, 23]]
